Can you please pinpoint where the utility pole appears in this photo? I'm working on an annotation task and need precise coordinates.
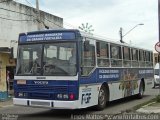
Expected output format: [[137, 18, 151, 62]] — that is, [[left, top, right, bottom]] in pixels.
[[158, 0, 160, 95], [119, 27, 124, 43], [119, 23, 144, 43], [36, 0, 41, 30]]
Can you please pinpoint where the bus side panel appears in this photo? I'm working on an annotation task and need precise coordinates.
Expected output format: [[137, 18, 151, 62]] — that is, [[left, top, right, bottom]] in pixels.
[[108, 79, 141, 101], [108, 82, 123, 101], [80, 68, 153, 104], [78, 84, 101, 108]]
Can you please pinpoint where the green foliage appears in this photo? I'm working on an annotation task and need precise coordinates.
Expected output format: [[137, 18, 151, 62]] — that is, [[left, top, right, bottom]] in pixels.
[[156, 95, 160, 103]]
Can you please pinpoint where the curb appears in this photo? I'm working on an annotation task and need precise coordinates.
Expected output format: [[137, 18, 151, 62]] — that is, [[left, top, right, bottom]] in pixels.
[[119, 97, 158, 114], [136, 102, 160, 113], [0, 97, 13, 108]]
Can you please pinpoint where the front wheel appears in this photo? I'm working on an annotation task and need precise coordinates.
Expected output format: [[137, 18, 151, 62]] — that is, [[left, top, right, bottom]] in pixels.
[[96, 85, 107, 110]]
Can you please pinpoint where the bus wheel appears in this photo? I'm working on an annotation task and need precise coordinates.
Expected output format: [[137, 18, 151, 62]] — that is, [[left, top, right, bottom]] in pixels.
[[96, 85, 107, 110], [137, 81, 144, 99]]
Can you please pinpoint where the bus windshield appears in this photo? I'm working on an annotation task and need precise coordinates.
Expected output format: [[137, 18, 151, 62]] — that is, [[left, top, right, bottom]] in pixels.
[[16, 42, 77, 76]]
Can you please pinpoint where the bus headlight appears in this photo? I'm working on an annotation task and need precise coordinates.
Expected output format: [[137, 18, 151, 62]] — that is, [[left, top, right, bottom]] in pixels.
[[63, 94, 69, 99], [57, 94, 63, 99], [57, 94, 69, 99]]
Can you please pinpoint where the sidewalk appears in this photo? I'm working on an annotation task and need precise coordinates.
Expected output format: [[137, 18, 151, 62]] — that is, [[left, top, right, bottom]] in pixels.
[[136, 101, 160, 113], [0, 98, 13, 108]]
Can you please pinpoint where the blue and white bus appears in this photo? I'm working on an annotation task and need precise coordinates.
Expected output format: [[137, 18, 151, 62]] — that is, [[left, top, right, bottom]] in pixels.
[[13, 29, 154, 110]]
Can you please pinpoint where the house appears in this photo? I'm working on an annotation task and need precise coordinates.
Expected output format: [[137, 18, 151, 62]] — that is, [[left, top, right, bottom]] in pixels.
[[0, 0, 63, 100]]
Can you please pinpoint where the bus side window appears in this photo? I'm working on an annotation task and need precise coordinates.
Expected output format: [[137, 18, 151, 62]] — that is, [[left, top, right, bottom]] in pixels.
[[96, 42, 109, 67], [123, 46, 131, 67], [110, 44, 122, 67], [131, 49, 139, 67], [139, 50, 145, 67], [145, 51, 153, 67], [81, 39, 96, 76]]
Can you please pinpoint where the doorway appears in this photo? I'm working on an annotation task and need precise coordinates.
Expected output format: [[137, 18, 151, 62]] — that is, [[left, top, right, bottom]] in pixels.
[[6, 66, 15, 96]]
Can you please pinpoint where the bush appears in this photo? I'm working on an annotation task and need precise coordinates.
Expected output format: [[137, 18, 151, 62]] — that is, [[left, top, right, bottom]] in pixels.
[[156, 95, 160, 103]]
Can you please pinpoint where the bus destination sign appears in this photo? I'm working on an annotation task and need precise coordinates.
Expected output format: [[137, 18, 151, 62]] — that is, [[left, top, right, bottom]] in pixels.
[[19, 32, 76, 43]]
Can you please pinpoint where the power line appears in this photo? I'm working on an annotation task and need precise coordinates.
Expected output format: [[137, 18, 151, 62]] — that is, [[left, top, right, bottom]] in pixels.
[[0, 7, 33, 17], [0, 38, 17, 41], [0, 0, 104, 35], [15, 0, 64, 28], [0, 16, 33, 21], [0, 1, 79, 29], [25, 0, 34, 8], [0, 1, 116, 40], [25, 0, 63, 28], [43, 17, 63, 28], [0, 6, 63, 28], [0, 0, 12, 3]]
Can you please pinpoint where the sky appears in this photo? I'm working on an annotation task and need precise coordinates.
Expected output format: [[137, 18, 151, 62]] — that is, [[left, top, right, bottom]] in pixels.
[[15, 0, 158, 51]]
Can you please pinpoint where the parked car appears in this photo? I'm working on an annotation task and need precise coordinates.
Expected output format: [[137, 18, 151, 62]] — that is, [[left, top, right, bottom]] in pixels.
[[153, 63, 160, 88]]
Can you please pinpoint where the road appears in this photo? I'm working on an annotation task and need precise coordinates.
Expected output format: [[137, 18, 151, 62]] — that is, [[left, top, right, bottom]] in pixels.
[[0, 87, 159, 120]]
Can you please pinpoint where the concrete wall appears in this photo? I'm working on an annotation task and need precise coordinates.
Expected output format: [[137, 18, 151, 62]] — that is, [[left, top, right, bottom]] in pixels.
[[0, 0, 63, 57]]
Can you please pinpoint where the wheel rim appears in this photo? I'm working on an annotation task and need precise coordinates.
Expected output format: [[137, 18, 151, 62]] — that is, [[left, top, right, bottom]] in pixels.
[[99, 89, 106, 106]]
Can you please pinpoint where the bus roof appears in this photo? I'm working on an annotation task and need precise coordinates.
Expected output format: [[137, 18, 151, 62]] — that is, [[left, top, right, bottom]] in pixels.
[[18, 29, 152, 52], [80, 31, 152, 52]]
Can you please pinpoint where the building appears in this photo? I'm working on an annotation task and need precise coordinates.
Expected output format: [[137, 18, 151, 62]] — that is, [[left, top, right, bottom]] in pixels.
[[0, 0, 63, 100], [154, 53, 158, 65], [0, 47, 15, 100]]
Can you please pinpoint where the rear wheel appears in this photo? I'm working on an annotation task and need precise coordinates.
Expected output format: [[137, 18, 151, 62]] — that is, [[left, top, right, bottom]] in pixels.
[[137, 81, 144, 99], [96, 85, 107, 110]]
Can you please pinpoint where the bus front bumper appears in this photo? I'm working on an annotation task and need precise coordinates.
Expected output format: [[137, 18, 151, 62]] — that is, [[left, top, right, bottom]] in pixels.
[[13, 98, 79, 109]]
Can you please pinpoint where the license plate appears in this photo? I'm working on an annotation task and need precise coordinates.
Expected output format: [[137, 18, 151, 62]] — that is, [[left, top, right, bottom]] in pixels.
[[17, 80, 26, 85]]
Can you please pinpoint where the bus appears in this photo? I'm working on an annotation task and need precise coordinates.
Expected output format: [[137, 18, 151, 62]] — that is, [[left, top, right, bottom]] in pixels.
[[13, 29, 154, 110]]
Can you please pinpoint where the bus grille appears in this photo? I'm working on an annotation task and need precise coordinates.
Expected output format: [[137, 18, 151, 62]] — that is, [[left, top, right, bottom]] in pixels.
[[17, 85, 68, 93]]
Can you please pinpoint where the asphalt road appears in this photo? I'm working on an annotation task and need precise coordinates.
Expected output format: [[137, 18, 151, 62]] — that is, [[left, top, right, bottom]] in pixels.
[[0, 87, 159, 120]]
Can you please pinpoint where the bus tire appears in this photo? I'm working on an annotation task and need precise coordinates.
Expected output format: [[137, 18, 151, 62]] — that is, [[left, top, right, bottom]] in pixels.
[[137, 81, 144, 99], [96, 85, 107, 110]]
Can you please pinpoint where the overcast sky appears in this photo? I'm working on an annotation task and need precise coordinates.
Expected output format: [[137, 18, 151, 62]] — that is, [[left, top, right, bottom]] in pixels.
[[16, 0, 158, 51]]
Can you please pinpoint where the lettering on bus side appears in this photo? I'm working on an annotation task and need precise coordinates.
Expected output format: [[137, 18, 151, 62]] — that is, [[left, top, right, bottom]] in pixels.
[[81, 93, 91, 104], [139, 70, 153, 74], [98, 69, 119, 79]]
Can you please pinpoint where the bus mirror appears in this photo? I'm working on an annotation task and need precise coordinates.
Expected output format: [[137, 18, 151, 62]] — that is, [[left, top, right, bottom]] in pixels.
[[84, 41, 89, 51]]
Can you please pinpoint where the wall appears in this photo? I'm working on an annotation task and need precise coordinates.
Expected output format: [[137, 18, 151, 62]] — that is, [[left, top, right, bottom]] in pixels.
[[0, 0, 63, 58]]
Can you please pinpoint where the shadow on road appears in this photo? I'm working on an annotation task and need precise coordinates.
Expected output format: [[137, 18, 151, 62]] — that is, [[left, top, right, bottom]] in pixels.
[[18, 95, 150, 120]]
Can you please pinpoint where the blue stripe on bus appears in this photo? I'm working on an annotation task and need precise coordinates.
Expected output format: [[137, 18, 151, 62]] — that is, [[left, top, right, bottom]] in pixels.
[[79, 68, 154, 84]]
